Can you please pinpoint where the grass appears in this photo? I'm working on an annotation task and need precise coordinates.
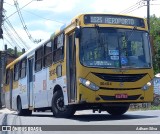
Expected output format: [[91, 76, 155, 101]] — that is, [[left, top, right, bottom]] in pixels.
[[149, 105, 160, 110], [129, 105, 160, 111]]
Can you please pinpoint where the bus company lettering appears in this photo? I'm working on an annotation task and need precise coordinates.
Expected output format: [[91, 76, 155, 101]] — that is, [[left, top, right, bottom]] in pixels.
[[49, 69, 56, 77], [105, 18, 134, 25]]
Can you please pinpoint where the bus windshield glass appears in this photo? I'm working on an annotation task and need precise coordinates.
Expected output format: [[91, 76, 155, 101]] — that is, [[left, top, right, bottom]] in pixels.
[[79, 28, 151, 68]]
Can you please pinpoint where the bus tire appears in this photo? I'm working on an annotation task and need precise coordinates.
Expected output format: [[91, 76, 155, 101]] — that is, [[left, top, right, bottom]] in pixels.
[[24, 109, 32, 116], [17, 98, 32, 116], [106, 104, 130, 116], [17, 97, 24, 116], [52, 90, 75, 118]]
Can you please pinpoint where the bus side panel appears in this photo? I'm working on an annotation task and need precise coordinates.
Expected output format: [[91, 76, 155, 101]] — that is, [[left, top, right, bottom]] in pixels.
[[12, 81, 19, 110], [48, 62, 68, 107], [34, 69, 48, 108], [4, 85, 10, 109], [18, 77, 28, 109], [47, 71, 52, 107]]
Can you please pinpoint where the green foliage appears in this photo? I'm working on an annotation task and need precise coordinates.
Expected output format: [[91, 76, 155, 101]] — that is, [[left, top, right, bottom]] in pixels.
[[150, 15, 160, 74], [7, 48, 23, 57], [150, 105, 160, 110]]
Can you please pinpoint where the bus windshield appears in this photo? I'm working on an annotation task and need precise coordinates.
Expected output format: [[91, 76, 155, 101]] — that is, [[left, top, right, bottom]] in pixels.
[[79, 27, 151, 68]]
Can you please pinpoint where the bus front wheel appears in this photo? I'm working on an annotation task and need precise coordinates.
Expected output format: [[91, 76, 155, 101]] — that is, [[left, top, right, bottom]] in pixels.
[[106, 104, 130, 116], [52, 90, 75, 118]]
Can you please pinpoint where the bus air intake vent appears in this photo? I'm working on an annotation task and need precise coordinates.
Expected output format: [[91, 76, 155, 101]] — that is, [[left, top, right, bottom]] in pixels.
[[92, 73, 147, 82]]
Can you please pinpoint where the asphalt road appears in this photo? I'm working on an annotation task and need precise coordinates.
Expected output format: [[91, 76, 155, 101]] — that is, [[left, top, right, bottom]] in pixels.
[[0, 110, 160, 134]]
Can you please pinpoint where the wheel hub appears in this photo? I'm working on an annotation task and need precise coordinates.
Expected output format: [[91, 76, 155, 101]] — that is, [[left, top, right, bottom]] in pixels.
[[56, 97, 65, 111]]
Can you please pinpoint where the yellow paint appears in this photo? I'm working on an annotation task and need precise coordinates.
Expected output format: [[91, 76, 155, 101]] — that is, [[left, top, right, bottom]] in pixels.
[[4, 85, 10, 92], [13, 81, 18, 89], [49, 62, 66, 80]]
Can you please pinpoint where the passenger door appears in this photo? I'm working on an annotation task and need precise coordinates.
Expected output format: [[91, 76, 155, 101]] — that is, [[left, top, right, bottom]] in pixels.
[[66, 33, 76, 103], [28, 57, 34, 107], [34, 47, 48, 108]]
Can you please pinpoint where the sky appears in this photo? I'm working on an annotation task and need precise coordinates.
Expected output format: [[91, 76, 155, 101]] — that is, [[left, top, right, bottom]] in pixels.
[[1, 0, 160, 51]]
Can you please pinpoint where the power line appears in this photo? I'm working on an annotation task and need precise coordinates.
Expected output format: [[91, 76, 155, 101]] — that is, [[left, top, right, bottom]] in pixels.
[[4, 13, 29, 50], [22, 10, 65, 24], [4, 24, 22, 47], [4, 0, 34, 21], [3, 36, 15, 48], [3, 25, 23, 50], [150, 4, 160, 5], [4, 21, 28, 49], [3, 25, 22, 50], [123, 4, 146, 14], [13, 0, 35, 43], [119, 0, 145, 14], [4, 2, 65, 24], [3, 18, 25, 49]]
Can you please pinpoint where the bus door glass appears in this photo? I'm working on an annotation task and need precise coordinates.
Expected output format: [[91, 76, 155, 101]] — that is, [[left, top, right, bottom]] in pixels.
[[67, 33, 76, 103], [28, 57, 34, 107]]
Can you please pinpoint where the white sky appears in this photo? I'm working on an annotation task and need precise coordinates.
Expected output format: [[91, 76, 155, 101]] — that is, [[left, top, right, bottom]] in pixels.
[[1, 0, 160, 51]]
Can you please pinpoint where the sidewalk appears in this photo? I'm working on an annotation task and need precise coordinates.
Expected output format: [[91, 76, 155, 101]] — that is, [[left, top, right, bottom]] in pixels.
[[0, 107, 16, 114]]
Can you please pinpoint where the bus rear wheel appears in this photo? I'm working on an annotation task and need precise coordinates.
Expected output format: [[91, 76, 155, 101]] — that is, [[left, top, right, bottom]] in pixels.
[[106, 104, 130, 116], [52, 90, 75, 118], [17, 98, 32, 116]]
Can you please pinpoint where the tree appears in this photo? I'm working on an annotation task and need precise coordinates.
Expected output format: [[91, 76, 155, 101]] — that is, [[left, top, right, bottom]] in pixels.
[[150, 15, 160, 74], [7, 48, 23, 57]]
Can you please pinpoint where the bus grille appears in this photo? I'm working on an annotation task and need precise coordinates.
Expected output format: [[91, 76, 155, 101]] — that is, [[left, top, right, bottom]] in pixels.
[[92, 73, 147, 82]]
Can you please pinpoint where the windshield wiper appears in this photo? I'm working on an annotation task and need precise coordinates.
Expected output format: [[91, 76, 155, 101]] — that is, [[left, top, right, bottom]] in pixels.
[[95, 24, 101, 46], [127, 26, 137, 41]]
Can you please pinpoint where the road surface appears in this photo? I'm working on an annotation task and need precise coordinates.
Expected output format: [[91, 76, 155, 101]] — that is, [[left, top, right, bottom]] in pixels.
[[0, 109, 160, 134]]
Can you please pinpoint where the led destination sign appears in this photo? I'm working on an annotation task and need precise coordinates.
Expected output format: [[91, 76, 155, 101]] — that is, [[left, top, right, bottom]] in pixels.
[[84, 15, 145, 27]]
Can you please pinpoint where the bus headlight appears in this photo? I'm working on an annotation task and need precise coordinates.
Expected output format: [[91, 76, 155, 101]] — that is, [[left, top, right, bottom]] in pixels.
[[79, 78, 99, 91], [142, 81, 153, 90]]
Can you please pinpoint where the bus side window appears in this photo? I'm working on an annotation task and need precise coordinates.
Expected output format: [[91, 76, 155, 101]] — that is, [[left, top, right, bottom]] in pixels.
[[53, 33, 64, 63], [14, 63, 19, 81], [5, 69, 10, 85], [19, 58, 27, 79], [35, 47, 43, 72], [44, 41, 52, 67]]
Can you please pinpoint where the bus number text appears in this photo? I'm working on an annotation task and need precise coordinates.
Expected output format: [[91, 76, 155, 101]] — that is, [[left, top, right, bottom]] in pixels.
[[90, 17, 102, 23]]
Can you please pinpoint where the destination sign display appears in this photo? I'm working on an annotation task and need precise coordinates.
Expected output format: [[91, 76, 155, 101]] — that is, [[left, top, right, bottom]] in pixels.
[[84, 15, 145, 28]]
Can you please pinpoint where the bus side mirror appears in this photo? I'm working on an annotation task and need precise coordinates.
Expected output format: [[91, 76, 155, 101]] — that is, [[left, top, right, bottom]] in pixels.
[[75, 27, 81, 38]]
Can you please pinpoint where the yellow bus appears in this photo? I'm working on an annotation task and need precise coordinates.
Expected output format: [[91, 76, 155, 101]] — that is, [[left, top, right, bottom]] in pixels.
[[4, 13, 154, 117]]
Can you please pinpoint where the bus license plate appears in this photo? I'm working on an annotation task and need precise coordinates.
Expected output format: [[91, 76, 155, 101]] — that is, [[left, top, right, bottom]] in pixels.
[[115, 94, 128, 99]]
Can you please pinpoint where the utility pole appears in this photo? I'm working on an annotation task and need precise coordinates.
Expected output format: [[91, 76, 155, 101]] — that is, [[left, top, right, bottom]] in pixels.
[[0, 0, 4, 38], [147, 0, 150, 32], [0, 51, 6, 109], [145, 0, 150, 32], [0, 0, 3, 109]]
